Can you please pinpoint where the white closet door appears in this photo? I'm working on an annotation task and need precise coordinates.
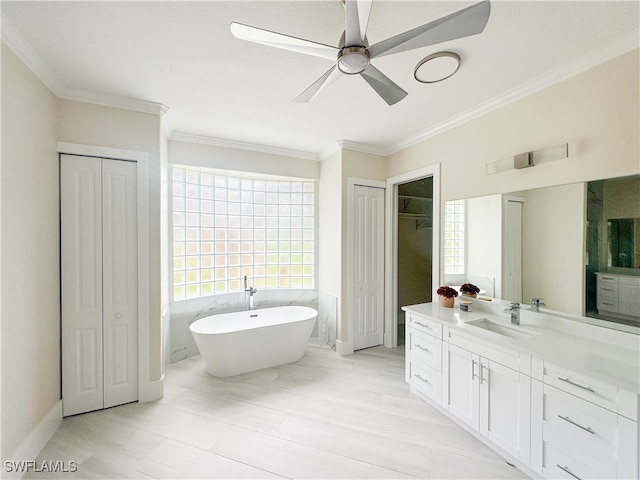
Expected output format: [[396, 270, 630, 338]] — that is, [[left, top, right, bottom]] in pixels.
[[353, 185, 385, 351], [61, 155, 104, 416], [503, 197, 523, 303], [102, 160, 138, 408], [61, 155, 138, 416]]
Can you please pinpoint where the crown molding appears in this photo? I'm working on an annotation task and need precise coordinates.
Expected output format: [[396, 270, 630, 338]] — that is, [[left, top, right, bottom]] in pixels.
[[387, 30, 639, 156], [170, 131, 321, 161], [56, 87, 169, 116], [2, 14, 64, 94], [338, 140, 387, 157], [2, 14, 169, 117]]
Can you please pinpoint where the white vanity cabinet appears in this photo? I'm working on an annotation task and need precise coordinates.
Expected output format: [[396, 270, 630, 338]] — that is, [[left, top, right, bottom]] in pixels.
[[403, 303, 639, 480], [405, 313, 443, 404], [619, 276, 640, 317], [443, 328, 531, 464], [531, 362, 639, 479], [597, 273, 640, 318]]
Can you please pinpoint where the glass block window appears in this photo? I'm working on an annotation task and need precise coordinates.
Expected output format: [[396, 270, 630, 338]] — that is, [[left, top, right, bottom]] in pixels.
[[443, 199, 465, 275], [172, 166, 315, 301]]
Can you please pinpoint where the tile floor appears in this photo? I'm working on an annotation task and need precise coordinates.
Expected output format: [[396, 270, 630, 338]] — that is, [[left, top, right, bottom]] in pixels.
[[28, 343, 527, 479]]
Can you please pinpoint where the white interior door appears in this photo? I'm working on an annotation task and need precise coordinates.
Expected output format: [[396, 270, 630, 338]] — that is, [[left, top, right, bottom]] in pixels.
[[353, 185, 384, 351], [503, 197, 523, 302], [61, 155, 138, 416], [61, 156, 104, 416], [102, 160, 138, 409]]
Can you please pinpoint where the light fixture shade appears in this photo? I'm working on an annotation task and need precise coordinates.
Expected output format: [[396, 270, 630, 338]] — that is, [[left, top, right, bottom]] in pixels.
[[414, 52, 461, 83]]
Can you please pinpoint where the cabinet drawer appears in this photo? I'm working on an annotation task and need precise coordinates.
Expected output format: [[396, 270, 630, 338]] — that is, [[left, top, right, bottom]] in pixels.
[[408, 328, 442, 371], [543, 363, 619, 413], [597, 284, 618, 299], [409, 361, 441, 404], [597, 296, 618, 312], [448, 328, 520, 371], [542, 441, 614, 480], [543, 384, 618, 473], [408, 314, 442, 339]]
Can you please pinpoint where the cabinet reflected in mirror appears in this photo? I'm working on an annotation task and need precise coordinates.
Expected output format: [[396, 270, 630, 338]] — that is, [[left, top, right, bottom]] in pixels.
[[444, 174, 639, 331], [586, 175, 640, 327]]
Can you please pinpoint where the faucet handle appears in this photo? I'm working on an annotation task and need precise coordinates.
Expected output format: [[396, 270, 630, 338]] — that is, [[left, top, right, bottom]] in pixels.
[[509, 302, 520, 309], [530, 298, 544, 305]]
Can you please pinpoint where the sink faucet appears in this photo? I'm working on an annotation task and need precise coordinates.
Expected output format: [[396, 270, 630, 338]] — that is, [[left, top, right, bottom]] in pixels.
[[503, 302, 521, 325], [530, 298, 546, 312], [244, 275, 258, 310]]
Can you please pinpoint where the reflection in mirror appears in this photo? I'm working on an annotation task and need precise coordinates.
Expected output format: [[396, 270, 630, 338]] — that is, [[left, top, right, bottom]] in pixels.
[[445, 174, 640, 331], [585, 175, 640, 328], [608, 218, 639, 268], [445, 184, 583, 314]]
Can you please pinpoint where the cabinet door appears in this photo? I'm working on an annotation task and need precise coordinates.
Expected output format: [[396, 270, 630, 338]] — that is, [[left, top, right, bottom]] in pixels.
[[618, 281, 640, 317], [443, 343, 479, 430], [479, 359, 531, 464]]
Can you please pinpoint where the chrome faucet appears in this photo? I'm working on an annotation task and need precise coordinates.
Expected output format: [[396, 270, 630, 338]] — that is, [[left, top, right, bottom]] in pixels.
[[530, 298, 546, 312], [244, 275, 258, 310], [503, 302, 521, 325]]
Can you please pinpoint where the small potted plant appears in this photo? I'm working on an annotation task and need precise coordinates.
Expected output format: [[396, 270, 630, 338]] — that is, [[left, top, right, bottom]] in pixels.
[[437, 285, 458, 308], [460, 283, 480, 298]]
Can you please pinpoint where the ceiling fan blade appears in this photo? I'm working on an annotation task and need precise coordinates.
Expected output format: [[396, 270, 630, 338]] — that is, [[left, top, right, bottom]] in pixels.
[[230, 22, 339, 61], [293, 65, 342, 103], [360, 65, 408, 106], [345, 0, 373, 46], [368, 0, 491, 59]]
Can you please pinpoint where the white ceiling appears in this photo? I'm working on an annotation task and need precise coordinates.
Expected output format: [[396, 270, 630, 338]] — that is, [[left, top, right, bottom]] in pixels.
[[2, 1, 639, 159]]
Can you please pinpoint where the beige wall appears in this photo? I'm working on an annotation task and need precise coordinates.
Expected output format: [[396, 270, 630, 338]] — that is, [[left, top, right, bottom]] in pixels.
[[58, 99, 164, 381], [521, 183, 585, 314], [168, 140, 320, 180], [387, 50, 640, 201], [318, 150, 342, 299], [1, 45, 60, 460]]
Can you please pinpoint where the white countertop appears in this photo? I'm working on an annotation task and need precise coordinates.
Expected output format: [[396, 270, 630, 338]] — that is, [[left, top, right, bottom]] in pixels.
[[402, 302, 640, 393]]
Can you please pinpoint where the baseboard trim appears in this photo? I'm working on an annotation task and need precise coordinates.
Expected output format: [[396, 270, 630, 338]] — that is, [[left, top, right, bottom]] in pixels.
[[3, 401, 62, 479], [139, 374, 164, 403], [335, 339, 354, 356]]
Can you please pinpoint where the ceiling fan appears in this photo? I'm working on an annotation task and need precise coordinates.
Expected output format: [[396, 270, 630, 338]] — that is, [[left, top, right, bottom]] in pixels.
[[230, 0, 491, 105]]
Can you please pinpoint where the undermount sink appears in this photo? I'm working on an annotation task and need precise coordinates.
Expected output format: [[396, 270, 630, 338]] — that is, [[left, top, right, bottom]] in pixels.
[[466, 318, 536, 340]]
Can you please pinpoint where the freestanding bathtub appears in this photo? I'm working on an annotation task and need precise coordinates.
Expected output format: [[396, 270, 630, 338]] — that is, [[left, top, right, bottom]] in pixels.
[[189, 305, 317, 377]]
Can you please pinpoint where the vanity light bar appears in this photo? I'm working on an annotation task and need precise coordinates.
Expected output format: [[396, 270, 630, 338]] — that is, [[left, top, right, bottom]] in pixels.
[[485, 143, 569, 175]]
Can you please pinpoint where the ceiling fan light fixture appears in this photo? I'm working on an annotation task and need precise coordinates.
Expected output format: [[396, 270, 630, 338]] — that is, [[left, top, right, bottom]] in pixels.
[[338, 46, 370, 74], [414, 52, 461, 83]]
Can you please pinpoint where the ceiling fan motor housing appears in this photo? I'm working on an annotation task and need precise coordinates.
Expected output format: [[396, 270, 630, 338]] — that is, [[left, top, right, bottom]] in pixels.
[[337, 46, 370, 74]]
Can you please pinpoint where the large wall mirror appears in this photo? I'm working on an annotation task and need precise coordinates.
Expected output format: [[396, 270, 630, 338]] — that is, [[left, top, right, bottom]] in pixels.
[[443, 174, 640, 331]]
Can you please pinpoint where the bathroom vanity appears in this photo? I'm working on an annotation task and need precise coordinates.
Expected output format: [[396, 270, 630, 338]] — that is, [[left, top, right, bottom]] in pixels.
[[403, 299, 639, 479], [596, 272, 640, 320]]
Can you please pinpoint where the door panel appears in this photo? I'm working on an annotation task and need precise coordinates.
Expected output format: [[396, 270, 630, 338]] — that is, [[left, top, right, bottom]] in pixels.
[[444, 343, 479, 429], [353, 185, 384, 350], [102, 160, 138, 408], [61, 155, 104, 416], [62, 156, 139, 416]]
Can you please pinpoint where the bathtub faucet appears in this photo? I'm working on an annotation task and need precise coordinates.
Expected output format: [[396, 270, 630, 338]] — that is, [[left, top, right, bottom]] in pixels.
[[244, 275, 258, 310]]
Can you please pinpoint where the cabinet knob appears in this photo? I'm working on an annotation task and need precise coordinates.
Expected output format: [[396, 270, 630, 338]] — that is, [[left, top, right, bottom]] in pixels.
[[115, 313, 122, 319]]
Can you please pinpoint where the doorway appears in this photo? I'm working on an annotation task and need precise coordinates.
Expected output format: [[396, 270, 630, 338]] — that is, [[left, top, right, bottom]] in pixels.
[[385, 164, 441, 348], [397, 178, 433, 345]]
